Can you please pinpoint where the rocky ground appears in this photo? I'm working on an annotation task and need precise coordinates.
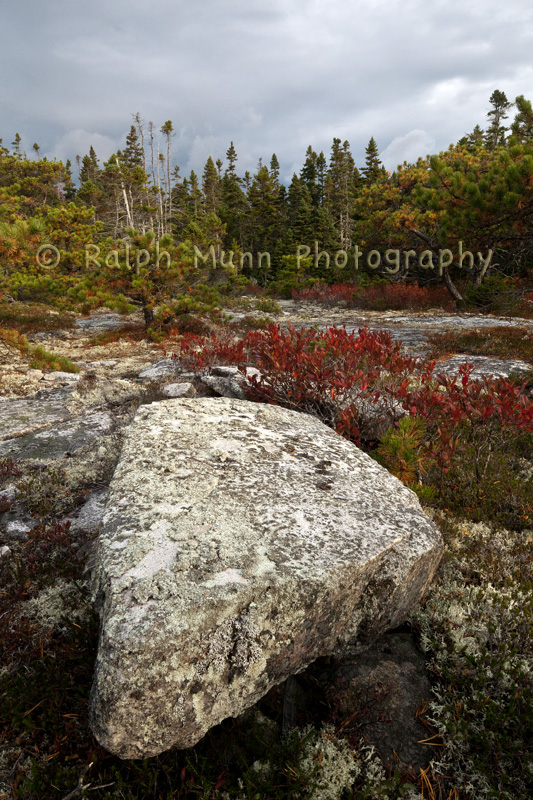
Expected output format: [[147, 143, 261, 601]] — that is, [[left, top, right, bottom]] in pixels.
[[2, 301, 532, 398], [1, 301, 532, 792]]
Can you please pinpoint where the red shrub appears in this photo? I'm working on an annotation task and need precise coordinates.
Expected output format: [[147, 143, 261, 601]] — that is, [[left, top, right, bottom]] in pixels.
[[292, 281, 455, 311], [396, 363, 533, 477], [172, 324, 532, 482], [173, 324, 425, 443], [292, 283, 357, 306]]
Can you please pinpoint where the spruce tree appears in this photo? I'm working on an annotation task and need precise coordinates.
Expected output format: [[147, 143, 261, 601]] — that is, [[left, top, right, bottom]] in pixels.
[[202, 156, 221, 214], [270, 153, 280, 184], [361, 137, 384, 184], [225, 142, 238, 176], [484, 90, 513, 152], [123, 125, 144, 169], [325, 138, 359, 248], [301, 146, 319, 206]]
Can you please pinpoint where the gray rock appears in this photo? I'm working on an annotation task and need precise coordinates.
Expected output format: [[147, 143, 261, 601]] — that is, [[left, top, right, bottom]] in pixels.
[[67, 489, 109, 535], [5, 519, 32, 539], [75, 313, 126, 332], [200, 366, 262, 400], [138, 360, 179, 380], [0, 394, 72, 441], [0, 412, 114, 463], [42, 371, 80, 382], [0, 486, 16, 503], [85, 360, 118, 368], [161, 382, 196, 398], [0, 545, 10, 561], [329, 632, 433, 769], [436, 354, 532, 379], [89, 397, 442, 759]]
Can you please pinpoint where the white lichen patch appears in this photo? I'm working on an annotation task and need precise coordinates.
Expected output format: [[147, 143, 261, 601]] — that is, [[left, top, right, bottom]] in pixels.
[[290, 725, 362, 800], [17, 579, 89, 632], [203, 568, 249, 587]]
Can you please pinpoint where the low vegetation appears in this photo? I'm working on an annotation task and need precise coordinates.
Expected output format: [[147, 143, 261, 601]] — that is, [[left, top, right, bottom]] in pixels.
[[0, 327, 79, 373], [0, 302, 76, 335], [428, 324, 533, 364]]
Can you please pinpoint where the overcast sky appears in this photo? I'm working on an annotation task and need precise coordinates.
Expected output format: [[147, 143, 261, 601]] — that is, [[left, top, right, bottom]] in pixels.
[[2, 0, 533, 183]]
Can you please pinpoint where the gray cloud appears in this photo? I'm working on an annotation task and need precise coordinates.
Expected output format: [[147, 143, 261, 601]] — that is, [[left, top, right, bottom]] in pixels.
[[2, 0, 532, 182]]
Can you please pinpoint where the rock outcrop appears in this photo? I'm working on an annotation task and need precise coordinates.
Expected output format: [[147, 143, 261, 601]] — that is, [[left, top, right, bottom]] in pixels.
[[89, 397, 443, 759]]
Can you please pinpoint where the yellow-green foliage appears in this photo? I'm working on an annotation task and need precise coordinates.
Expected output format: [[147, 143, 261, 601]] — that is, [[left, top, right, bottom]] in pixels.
[[0, 327, 78, 373]]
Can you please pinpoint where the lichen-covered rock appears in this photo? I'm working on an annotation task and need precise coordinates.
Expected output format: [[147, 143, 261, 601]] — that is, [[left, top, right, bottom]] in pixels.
[[0, 392, 72, 441], [138, 360, 179, 380], [89, 397, 442, 759], [0, 411, 114, 462], [161, 382, 196, 398], [200, 365, 262, 400]]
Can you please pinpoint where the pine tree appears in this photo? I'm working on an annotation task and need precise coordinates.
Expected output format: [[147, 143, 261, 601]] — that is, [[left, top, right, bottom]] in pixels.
[[79, 146, 100, 184], [11, 133, 22, 157], [458, 125, 484, 151], [286, 174, 314, 240], [247, 164, 283, 271], [220, 142, 248, 249], [188, 171, 201, 219], [316, 151, 327, 205], [511, 95, 533, 143]]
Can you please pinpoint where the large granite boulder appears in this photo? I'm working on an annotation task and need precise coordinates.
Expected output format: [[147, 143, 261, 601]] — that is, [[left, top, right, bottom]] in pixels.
[[89, 397, 442, 759]]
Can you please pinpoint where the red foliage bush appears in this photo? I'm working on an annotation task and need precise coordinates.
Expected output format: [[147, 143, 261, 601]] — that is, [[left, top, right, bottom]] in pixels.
[[395, 362, 533, 476], [292, 283, 358, 306], [292, 281, 455, 311], [173, 324, 425, 443]]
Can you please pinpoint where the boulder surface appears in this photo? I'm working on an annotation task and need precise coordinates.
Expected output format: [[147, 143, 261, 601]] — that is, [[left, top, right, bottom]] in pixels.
[[89, 397, 442, 758]]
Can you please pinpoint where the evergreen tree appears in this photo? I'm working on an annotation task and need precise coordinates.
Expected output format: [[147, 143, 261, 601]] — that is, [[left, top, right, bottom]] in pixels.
[[361, 137, 384, 184], [188, 170, 202, 219], [171, 169, 191, 237], [202, 156, 222, 214], [11, 133, 22, 157], [458, 125, 484, 151], [225, 142, 238, 176], [63, 159, 77, 201], [316, 151, 327, 205], [247, 164, 283, 273], [79, 146, 100, 184], [285, 174, 314, 241], [511, 95, 533, 143], [300, 146, 319, 206], [325, 138, 359, 248], [160, 121, 174, 232], [484, 90, 513, 152], [220, 142, 248, 249], [123, 125, 144, 169]]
